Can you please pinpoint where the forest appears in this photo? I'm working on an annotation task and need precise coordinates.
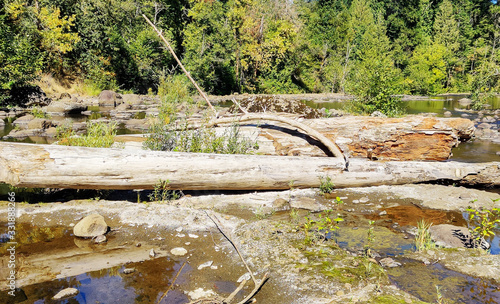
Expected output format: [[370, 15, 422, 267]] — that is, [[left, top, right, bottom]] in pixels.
[[1, 0, 500, 110]]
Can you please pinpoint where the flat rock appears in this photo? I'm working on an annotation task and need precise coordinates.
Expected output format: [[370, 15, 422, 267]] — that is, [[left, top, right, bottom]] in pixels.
[[187, 288, 216, 300], [290, 197, 326, 212], [458, 98, 473, 106], [46, 100, 87, 114], [73, 214, 108, 238], [379, 257, 401, 268], [429, 224, 490, 250], [272, 198, 290, 211], [52, 288, 79, 300], [27, 118, 53, 130], [171, 247, 188, 256]]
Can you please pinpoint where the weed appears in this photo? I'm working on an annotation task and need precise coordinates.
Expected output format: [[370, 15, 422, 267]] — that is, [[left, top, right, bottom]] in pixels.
[[31, 107, 50, 119], [334, 196, 344, 210], [415, 219, 435, 252], [300, 209, 343, 245], [289, 208, 299, 223], [56, 121, 119, 148], [365, 220, 375, 257], [255, 205, 274, 220], [466, 199, 500, 249], [148, 179, 182, 203], [319, 176, 334, 194]]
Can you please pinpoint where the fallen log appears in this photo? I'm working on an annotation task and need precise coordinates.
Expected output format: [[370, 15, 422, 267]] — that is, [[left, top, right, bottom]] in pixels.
[[1, 142, 498, 190]]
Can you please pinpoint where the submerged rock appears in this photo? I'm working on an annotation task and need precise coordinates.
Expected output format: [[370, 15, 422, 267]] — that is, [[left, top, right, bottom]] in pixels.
[[171, 247, 188, 256], [73, 214, 108, 238], [429, 224, 490, 250], [52, 288, 79, 300], [379, 257, 401, 268]]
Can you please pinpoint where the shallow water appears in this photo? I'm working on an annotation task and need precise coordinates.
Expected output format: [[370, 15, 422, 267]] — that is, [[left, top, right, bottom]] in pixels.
[[388, 260, 500, 303]]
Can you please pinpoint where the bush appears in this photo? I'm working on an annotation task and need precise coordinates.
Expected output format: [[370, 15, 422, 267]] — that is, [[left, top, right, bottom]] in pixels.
[[56, 121, 118, 148]]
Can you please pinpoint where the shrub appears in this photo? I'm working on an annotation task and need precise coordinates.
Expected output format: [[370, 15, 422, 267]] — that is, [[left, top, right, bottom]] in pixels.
[[56, 121, 118, 148]]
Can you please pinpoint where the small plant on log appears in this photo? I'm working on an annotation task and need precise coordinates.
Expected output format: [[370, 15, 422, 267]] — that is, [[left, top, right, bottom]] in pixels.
[[319, 176, 335, 194]]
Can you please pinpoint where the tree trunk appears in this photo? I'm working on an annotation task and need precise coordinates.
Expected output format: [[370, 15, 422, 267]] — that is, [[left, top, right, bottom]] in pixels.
[[1, 142, 498, 190]]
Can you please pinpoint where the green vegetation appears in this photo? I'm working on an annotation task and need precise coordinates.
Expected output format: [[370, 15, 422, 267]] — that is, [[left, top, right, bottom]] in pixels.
[[415, 219, 436, 252], [30, 107, 50, 119], [365, 220, 376, 257], [319, 176, 335, 194], [300, 209, 343, 245], [1, 0, 500, 115], [148, 179, 182, 203], [144, 74, 257, 154], [56, 121, 118, 148], [465, 200, 500, 248]]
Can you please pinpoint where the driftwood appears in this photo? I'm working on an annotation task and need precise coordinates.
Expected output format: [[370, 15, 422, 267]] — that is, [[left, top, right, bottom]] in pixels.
[[1, 142, 498, 190]]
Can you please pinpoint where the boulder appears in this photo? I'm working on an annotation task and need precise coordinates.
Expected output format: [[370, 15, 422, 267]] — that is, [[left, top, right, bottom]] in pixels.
[[13, 114, 35, 130], [99, 90, 123, 107], [429, 224, 490, 250], [27, 118, 53, 130], [73, 214, 108, 238], [458, 98, 473, 106], [290, 197, 327, 212], [46, 100, 87, 115]]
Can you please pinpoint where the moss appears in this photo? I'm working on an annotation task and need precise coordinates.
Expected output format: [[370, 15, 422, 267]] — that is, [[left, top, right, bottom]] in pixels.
[[369, 295, 428, 304]]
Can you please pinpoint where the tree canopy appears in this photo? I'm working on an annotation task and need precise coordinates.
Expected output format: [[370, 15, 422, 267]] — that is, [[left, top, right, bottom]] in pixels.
[[1, 0, 500, 111]]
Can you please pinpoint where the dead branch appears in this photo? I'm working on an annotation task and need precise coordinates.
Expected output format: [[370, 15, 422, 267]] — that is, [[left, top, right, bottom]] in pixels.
[[143, 14, 216, 115], [204, 211, 269, 304], [156, 260, 187, 304]]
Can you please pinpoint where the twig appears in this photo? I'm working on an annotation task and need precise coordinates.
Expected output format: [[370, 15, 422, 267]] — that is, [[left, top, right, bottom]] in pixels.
[[204, 211, 257, 284], [156, 260, 187, 304], [232, 98, 248, 114], [142, 14, 217, 116]]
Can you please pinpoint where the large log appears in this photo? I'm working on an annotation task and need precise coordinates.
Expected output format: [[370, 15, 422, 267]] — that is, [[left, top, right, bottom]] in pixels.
[[1, 142, 498, 190]]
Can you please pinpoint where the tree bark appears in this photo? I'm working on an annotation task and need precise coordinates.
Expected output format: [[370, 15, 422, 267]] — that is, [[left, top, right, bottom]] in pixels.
[[1, 142, 498, 190]]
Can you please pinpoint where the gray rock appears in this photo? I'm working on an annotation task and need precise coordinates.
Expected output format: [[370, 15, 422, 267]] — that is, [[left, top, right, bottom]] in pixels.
[[52, 288, 79, 300], [379, 257, 401, 268], [443, 111, 452, 117], [93, 234, 107, 244], [27, 118, 52, 130], [429, 224, 490, 250], [99, 90, 123, 107], [458, 98, 473, 106], [477, 123, 493, 129], [73, 214, 108, 238], [123, 268, 136, 274], [290, 197, 326, 212], [149, 248, 156, 258], [273, 198, 290, 211], [370, 111, 387, 118], [461, 113, 470, 118], [46, 100, 87, 115], [13, 114, 35, 130]]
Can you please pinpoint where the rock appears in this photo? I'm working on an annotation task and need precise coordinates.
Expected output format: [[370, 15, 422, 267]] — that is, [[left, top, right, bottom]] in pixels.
[[187, 288, 216, 300], [59, 92, 71, 100], [52, 288, 79, 300], [149, 248, 156, 258], [272, 198, 290, 211], [93, 235, 107, 244], [13, 114, 35, 130], [125, 119, 150, 131], [290, 197, 326, 212], [45, 127, 58, 137], [359, 197, 369, 203], [188, 233, 199, 238], [9, 85, 51, 107], [461, 113, 470, 118], [458, 98, 473, 106], [477, 123, 493, 129], [497, 151, 500, 156], [73, 214, 108, 238], [171, 247, 188, 256], [443, 111, 452, 117], [429, 224, 490, 250], [99, 90, 123, 107], [379, 210, 387, 216], [27, 118, 52, 130], [198, 261, 213, 270], [122, 94, 143, 105], [370, 111, 387, 118], [237, 272, 252, 283], [123, 268, 136, 274], [228, 95, 322, 119], [379, 257, 401, 268], [46, 100, 87, 115]]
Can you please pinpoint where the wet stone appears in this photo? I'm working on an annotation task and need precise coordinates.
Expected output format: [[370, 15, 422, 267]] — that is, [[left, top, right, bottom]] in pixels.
[[379, 257, 402, 268], [93, 235, 107, 244], [430, 224, 490, 250], [52, 288, 79, 300], [73, 214, 108, 238], [123, 268, 136, 274], [171, 247, 188, 256]]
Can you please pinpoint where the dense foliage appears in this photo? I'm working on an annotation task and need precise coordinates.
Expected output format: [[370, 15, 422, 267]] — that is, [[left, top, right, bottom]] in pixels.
[[1, 0, 500, 114]]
